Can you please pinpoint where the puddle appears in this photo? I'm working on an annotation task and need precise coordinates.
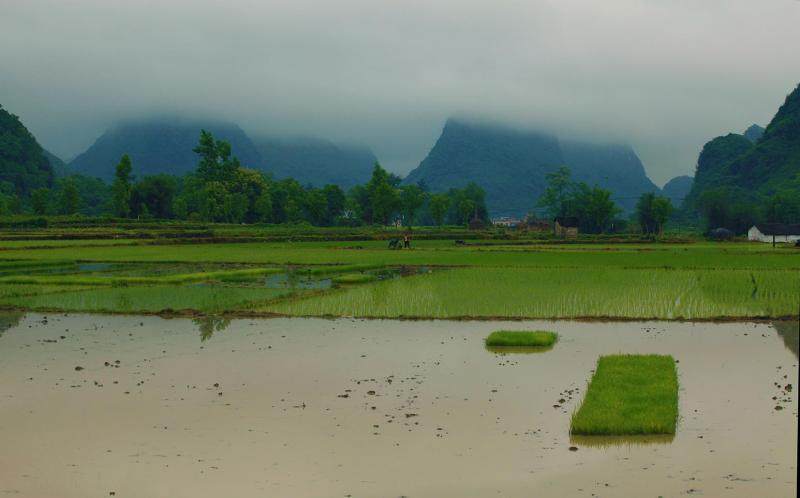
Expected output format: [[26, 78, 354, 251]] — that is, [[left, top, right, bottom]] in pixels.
[[0, 314, 796, 497]]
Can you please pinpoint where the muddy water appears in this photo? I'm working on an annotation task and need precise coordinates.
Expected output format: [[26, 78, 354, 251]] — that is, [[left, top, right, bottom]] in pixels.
[[0, 314, 796, 498]]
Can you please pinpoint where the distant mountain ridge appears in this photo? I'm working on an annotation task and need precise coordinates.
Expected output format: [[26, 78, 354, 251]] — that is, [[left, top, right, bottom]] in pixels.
[[685, 84, 800, 208], [661, 175, 693, 206], [252, 136, 378, 188], [67, 117, 381, 188], [69, 118, 262, 181], [403, 118, 659, 216]]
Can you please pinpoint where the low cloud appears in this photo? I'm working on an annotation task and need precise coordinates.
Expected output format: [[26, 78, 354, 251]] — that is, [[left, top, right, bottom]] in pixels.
[[1, 0, 798, 184]]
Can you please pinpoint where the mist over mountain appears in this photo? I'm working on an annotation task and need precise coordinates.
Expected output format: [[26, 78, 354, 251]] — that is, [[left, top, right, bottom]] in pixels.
[[69, 118, 262, 181], [403, 119, 659, 216], [253, 136, 378, 188]]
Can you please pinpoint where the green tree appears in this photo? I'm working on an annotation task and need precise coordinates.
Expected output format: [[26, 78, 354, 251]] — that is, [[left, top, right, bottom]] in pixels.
[[302, 189, 328, 225], [111, 154, 133, 217], [572, 184, 619, 234], [130, 175, 177, 219], [400, 184, 426, 226], [428, 194, 450, 226], [254, 190, 273, 223], [193, 130, 240, 184], [763, 187, 800, 223], [537, 166, 574, 218], [30, 187, 50, 215], [57, 178, 81, 215], [322, 184, 346, 225], [366, 163, 400, 225], [636, 192, 673, 235], [697, 186, 757, 233]]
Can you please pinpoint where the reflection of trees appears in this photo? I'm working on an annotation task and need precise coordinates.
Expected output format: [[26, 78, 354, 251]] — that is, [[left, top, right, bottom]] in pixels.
[[194, 316, 232, 342], [772, 321, 799, 359], [0, 312, 25, 339]]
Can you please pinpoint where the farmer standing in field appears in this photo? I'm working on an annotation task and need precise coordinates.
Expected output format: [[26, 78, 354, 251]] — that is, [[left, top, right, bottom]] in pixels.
[[403, 232, 411, 249]]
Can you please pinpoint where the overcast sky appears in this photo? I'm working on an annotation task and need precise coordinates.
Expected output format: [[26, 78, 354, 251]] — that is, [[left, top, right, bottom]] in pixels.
[[1, 0, 798, 185]]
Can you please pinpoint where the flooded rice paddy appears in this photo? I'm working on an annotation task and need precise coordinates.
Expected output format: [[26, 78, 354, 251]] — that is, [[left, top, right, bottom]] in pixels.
[[0, 314, 796, 497]]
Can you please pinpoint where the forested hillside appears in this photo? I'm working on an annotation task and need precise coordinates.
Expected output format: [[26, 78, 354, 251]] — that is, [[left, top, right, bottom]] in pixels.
[[0, 105, 54, 198]]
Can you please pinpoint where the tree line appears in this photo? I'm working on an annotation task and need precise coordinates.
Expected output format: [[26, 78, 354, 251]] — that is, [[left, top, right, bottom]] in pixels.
[[8, 130, 490, 227]]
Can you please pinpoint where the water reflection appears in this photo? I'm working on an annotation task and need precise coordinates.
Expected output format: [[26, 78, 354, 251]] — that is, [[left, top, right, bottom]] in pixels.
[[485, 345, 555, 355], [569, 434, 675, 448], [0, 312, 25, 339], [772, 320, 799, 359], [194, 316, 232, 342]]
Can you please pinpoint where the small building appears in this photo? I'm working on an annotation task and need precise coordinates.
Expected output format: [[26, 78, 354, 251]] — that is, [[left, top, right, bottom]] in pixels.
[[554, 216, 579, 238], [492, 216, 522, 228], [748, 223, 800, 243]]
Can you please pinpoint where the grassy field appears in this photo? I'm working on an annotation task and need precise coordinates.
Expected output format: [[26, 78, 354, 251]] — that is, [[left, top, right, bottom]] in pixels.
[[485, 330, 558, 347], [2, 240, 799, 269], [570, 355, 679, 435], [0, 230, 798, 318]]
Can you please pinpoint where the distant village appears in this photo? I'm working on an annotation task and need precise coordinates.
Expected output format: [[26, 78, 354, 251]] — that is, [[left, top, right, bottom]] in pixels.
[[492, 216, 800, 244]]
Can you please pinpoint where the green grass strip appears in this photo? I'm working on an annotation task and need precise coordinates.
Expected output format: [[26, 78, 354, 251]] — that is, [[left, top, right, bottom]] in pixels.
[[571, 354, 678, 436], [485, 330, 558, 347], [0, 267, 283, 286]]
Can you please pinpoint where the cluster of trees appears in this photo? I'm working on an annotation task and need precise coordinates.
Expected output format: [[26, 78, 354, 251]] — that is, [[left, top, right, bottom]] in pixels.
[[17, 130, 490, 227], [693, 180, 800, 233], [536, 166, 674, 235]]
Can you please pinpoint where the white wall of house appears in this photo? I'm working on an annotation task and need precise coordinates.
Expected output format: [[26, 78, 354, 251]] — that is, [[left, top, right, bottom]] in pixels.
[[748, 226, 800, 243]]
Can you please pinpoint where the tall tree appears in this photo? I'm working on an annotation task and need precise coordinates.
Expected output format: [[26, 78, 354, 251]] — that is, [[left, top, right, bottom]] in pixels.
[[111, 154, 133, 217], [573, 184, 619, 234], [366, 163, 400, 225], [30, 187, 50, 215], [636, 192, 673, 235], [428, 194, 450, 226], [537, 166, 574, 218], [58, 178, 81, 215], [400, 184, 426, 226], [193, 130, 240, 184]]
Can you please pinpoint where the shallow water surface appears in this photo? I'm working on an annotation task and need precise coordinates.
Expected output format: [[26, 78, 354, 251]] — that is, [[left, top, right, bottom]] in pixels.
[[0, 314, 796, 497]]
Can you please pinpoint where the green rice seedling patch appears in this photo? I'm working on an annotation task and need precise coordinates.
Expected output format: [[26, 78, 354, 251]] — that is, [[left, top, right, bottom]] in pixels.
[[331, 273, 377, 285], [485, 330, 558, 348], [570, 354, 678, 436], [261, 267, 799, 319], [0, 284, 93, 301]]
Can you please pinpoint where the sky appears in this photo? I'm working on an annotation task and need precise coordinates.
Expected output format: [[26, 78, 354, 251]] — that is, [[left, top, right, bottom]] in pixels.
[[1, 0, 799, 186]]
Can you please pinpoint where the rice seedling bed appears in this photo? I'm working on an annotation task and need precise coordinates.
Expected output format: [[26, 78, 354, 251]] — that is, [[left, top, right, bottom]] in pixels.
[[331, 273, 377, 285], [485, 330, 558, 347], [570, 354, 678, 435], [262, 267, 800, 319]]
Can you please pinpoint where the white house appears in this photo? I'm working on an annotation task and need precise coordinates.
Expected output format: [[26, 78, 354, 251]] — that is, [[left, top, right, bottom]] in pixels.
[[492, 217, 522, 228], [748, 223, 800, 243]]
